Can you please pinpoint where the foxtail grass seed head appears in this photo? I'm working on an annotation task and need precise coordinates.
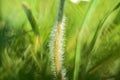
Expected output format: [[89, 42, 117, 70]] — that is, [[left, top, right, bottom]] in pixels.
[[22, 1, 30, 10], [49, 16, 66, 80], [22, 1, 39, 35]]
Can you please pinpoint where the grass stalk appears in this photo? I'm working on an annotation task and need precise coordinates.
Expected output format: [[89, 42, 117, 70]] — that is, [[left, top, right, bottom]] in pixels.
[[22, 1, 41, 70], [49, 0, 66, 80], [0, 0, 2, 20], [73, 0, 96, 80], [22, 1, 39, 35]]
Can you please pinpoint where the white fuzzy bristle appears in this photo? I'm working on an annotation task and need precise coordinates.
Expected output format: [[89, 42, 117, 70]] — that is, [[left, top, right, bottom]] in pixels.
[[49, 16, 66, 80]]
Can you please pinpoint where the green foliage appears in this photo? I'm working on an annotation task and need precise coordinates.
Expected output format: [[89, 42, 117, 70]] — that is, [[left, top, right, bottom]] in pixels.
[[0, 0, 120, 80]]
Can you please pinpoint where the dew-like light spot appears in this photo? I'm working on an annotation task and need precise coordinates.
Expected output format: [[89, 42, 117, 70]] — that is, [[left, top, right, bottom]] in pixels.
[[70, 0, 90, 4]]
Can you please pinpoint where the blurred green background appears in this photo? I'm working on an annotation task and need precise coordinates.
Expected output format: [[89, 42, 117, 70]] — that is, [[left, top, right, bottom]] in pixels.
[[0, 0, 120, 80]]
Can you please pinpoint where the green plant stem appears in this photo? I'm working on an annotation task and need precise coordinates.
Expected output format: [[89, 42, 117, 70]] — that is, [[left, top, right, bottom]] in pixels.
[[57, 0, 65, 22], [73, 0, 96, 80], [22, 1, 39, 35]]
